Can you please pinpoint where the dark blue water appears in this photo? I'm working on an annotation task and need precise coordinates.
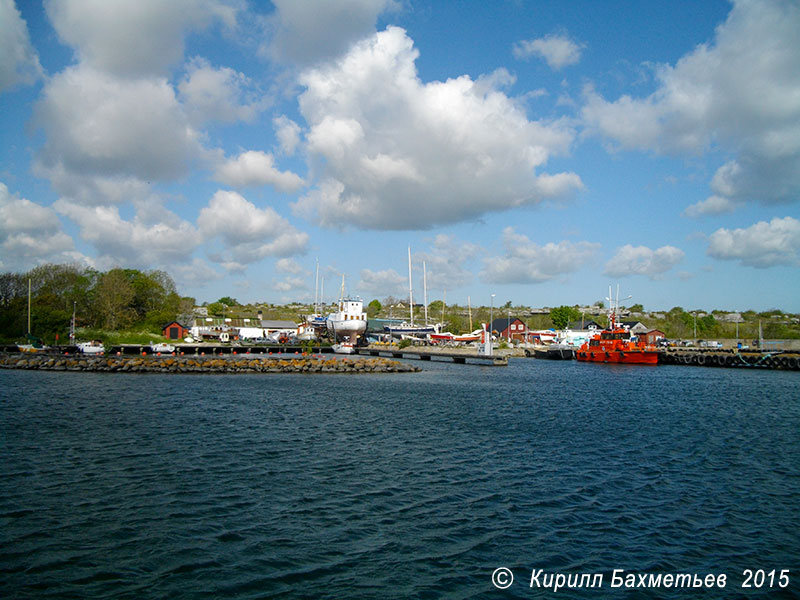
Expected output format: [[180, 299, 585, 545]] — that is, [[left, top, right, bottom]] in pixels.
[[1, 360, 798, 599]]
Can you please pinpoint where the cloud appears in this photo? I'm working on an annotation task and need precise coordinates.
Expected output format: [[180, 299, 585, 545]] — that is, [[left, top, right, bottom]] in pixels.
[[34, 65, 203, 183], [263, 0, 397, 65], [214, 151, 305, 191], [294, 26, 583, 230], [179, 57, 266, 124], [707, 216, 800, 268], [513, 32, 584, 70], [683, 195, 740, 217], [413, 234, 481, 291], [45, 0, 238, 77], [0, 182, 81, 270], [54, 198, 200, 269], [604, 244, 684, 278], [581, 0, 800, 207], [276, 258, 306, 274], [357, 268, 407, 297], [0, 0, 42, 92], [197, 190, 309, 268], [274, 115, 302, 155], [482, 227, 599, 283]]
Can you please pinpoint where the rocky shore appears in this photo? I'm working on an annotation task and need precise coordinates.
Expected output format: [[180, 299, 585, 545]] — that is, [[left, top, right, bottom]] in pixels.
[[0, 354, 421, 374]]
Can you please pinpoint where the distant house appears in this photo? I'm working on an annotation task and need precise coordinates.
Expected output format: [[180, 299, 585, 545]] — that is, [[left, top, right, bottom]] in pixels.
[[489, 317, 529, 342], [640, 329, 666, 345], [620, 320, 649, 334], [162, 321, 189, 340], [567, 320, 603, 331]]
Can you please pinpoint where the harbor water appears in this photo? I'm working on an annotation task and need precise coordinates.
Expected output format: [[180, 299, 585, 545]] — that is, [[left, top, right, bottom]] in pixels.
[[1, 359, 798, 598]]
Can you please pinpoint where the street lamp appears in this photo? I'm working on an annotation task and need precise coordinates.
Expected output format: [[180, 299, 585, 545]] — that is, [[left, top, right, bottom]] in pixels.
[[490, 294, 496, 341], [693, 311, 697, 343]]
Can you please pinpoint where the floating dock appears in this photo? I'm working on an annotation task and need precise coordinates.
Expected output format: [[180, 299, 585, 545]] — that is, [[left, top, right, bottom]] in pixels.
[[356, 346, 508, 366]]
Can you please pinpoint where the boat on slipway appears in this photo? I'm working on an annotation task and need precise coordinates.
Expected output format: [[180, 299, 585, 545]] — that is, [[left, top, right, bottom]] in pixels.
[[576, 286, 659, 365], [384, 247, 441, 338], [327, 276, 367, 353]]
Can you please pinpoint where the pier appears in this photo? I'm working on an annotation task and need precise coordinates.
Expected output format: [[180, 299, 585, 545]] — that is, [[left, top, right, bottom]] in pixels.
[[356, 345, 509, 366], [659, 349, 799, 370]]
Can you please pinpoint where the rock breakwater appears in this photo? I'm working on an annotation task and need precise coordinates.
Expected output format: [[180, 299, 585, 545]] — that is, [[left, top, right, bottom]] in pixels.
[[0, 354, 420, 374]]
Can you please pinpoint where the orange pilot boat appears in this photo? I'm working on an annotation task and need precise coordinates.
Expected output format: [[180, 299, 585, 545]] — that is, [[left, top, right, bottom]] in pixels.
[[576, 286, 660, 365]]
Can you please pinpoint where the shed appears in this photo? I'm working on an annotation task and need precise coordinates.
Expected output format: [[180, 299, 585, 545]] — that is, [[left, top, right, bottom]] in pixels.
[[640, 329, 666, 345], [489, 317, 529, 342], [162, 321, 189, 340]]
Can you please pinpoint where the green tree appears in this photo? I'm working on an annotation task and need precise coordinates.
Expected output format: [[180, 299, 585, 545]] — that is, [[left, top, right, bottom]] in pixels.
[[94, 269, 135, 330], [550, 305, 581, 329], [367, 299, 382, 317], [217, 296, 238, 306]]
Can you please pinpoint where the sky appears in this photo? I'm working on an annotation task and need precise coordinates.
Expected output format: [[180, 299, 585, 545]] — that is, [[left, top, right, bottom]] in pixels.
[[1, 0, 799, 313]]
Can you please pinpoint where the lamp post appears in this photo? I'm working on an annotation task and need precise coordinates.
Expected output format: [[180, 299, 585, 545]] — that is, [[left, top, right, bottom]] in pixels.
[[490, 294, 495, 342], [693, 311, 696, 343]]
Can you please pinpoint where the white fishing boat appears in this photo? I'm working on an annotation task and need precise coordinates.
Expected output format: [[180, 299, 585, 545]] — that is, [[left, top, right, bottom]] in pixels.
[[326, 275, 367, 343]]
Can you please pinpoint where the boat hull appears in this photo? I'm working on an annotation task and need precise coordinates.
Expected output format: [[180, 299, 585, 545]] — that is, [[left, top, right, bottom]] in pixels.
[[576, 349, 658, 364]]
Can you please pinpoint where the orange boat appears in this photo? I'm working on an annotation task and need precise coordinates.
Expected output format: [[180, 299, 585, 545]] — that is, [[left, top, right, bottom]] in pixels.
[[576, 286, 660, 365]]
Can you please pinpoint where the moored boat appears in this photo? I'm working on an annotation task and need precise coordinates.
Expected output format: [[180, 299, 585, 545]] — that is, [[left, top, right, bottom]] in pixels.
[[576, 286, 659, 365], [78, 340, 105, 354]]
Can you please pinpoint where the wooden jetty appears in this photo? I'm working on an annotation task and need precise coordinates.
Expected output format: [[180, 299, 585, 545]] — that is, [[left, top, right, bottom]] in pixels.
[[356, 345, 508, 366]]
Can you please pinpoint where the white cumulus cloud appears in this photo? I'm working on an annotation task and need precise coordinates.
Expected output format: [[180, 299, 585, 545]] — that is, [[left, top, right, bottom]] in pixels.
[[707, 216, 800, 268], [198, 190, 309, 268], [45, 0, 238, 77], [214, 151, 305, 192], [264, 0, 397, 66], [0, 0, 42, 92], [35, 65, 203, 184], [604, 244, 685, 278], [581, 0, 800, 209], [513, 32, 584, 70], [0, 182, 81, 270], [294, 26, 583, 230], [357, 268, 407, 297], [482, 227, 600, 284], [179, 57, 266, 124]]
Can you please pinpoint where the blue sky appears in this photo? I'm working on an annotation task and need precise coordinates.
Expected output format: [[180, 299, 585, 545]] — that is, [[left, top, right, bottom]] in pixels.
[[1, 0, 799, 312]]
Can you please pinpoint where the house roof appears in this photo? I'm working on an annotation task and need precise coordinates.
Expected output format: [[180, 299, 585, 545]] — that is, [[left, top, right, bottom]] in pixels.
[[567, 320, 602, 330], [489, 317, 525, 332]]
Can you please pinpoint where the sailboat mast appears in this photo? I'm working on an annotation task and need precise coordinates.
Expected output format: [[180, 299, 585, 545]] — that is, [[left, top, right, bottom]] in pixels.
[[407, 245, 413, 326], [27, 278, 31, 336], [468, 295, 472, 332], [423, 261, 428, 325], [314, 260, 319, 314]]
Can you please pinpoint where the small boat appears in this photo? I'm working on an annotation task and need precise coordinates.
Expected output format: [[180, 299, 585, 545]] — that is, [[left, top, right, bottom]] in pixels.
[[576, 286, 659, 365], [332, 342, 355, 354], [533, 344, 576, 360], [78, 340, 105, 354], [429, 330, 482, 343], [150, 342, 176, 354]]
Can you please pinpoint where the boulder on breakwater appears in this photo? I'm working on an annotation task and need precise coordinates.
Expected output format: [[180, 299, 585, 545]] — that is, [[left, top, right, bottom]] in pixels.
[[0, 354, 421, 374]]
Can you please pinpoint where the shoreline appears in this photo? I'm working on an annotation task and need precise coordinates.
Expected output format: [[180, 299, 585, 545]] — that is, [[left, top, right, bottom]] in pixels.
[[0, 354, 421, 374]]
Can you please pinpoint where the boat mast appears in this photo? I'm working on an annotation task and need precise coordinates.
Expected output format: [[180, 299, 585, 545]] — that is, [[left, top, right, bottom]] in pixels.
[[468, 296, 473, 331], [423, 261, 428, 325], [407, 245, 414, 326], [314, 260, 319, 314], [27, 278, 32, 336]]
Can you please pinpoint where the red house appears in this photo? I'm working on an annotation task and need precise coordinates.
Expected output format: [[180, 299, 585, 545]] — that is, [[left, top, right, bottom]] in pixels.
[[489, 317, 530, 342], [640, 329, 666, 345], [162, 321, 189, 340]]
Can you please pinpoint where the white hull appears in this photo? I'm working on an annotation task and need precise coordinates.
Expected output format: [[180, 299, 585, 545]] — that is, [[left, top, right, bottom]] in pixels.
[[332, 342, 355, 354]]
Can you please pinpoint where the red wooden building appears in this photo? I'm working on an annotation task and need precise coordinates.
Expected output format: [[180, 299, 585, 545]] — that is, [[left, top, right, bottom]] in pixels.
[[162, 321, 189, 340]]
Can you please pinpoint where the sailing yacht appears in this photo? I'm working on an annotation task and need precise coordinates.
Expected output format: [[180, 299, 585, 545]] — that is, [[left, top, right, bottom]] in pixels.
[[384, 248, 440, 337]]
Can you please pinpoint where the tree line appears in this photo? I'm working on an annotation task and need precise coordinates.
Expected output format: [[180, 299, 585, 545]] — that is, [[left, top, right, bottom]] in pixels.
[[0, 264, 192, 343]]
